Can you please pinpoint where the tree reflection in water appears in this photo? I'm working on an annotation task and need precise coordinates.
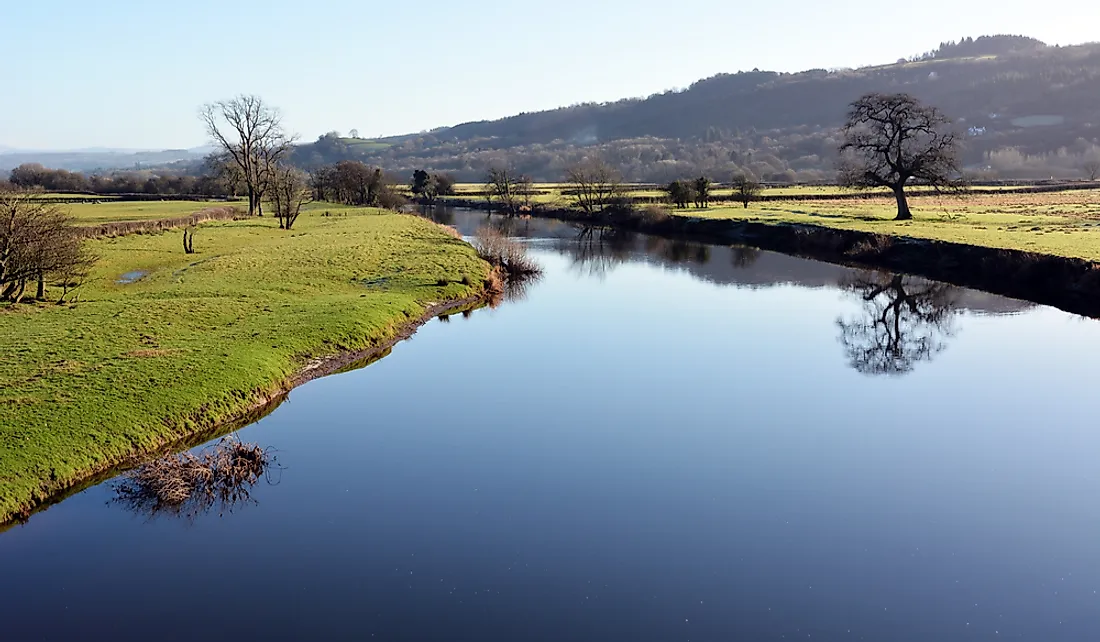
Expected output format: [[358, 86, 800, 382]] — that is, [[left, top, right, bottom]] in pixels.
[[560, 226, 637, 278], [731, 246, 761, 269], [837, 272, 960, 376]]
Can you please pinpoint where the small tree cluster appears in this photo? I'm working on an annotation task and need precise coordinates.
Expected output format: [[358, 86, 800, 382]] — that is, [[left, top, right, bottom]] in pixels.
[[410, 169, 457, 204], [664, 180, 693, 208], [0, 190, 96, 303], [484, 166, 532, 216], [310, 161, 400, 207], [732, 174, 762, 208], [269, 165, 313, 230], [662, 177, 713, 209], [564, 159, 625, 218]]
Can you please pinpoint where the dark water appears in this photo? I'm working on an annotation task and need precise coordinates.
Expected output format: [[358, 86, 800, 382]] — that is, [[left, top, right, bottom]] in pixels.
[[4, 208, 1100, 641]]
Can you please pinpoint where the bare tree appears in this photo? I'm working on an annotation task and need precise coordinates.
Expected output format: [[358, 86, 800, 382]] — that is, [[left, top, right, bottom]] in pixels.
[[564, 158, 624, 218], [1084, 160, 1100, 182], [485, 166, 522, 216], [269, 165, 312, 230], [732, 174, 762, 208], [838, 93, 963, 220], [202, 152, 244, 197], [200, 96, 293, 217], [0, 190, 95, 303]]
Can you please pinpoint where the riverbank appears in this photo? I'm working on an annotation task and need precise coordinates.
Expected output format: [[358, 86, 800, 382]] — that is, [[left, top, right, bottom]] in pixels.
[[445, 191, 1100, 317], [0, 209, 489, 524]]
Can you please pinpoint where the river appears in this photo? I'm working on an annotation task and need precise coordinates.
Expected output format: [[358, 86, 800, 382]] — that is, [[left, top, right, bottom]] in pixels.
[[2, 208, 1099, 641]]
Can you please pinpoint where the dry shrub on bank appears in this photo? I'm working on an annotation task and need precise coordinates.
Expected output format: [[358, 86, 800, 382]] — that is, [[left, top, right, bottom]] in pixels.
[[113, 437, 275, 520], [473, 226, 542, 277], [634, 204, 671, 225], [483, 264, 542, 308], [438, 224, 463, 240]]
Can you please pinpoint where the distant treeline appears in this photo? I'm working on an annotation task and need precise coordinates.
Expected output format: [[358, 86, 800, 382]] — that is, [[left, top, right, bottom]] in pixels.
[[6, 163, 236, 196]]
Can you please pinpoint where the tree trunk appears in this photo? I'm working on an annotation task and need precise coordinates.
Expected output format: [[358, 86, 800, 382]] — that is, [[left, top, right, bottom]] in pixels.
[[36, 272, 44, 301], [247, 188, 256, 216], [893, 186, 912, 221]]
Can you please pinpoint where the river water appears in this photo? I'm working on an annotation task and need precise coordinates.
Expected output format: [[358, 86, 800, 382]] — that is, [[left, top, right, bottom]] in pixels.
[[3, 208, 1100, 641]]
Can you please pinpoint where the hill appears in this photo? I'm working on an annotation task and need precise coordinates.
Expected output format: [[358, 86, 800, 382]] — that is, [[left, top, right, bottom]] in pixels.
[[292, 36, 1100, 182], [0, 148, 206, 174]]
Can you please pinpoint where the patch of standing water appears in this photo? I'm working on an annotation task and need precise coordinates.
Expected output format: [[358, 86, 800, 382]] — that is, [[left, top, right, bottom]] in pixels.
[[116, 270, 147, 284]]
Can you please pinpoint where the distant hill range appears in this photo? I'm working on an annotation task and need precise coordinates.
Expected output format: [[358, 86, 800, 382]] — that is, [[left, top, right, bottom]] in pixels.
[[0, 147, 209, 174], [292, 35, 1100, 182]]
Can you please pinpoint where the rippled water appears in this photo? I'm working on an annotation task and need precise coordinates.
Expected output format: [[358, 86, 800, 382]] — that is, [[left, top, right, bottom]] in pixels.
[[3, 208, 1099, 642]]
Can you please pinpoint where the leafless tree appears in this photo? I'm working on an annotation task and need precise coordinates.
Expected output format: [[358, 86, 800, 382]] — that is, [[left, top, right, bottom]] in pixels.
[[202, 152, 244, 197], [0, 190, 95, 303], [838, 93, 963, 220], [564, 158, 624, 218], [485, 166, 523, 216], [836, 272, 959, 375], [200, 95, 294, 217], [269, 165, 312, 230], [732, 174, 762, 208], [1084, 160, 1100, 182]]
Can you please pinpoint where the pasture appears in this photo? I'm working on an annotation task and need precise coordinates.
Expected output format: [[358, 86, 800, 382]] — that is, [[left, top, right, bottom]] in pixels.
[[0, 208, 486, 522]]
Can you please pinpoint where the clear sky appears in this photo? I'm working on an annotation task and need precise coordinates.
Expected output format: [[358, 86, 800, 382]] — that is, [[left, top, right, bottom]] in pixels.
[[1, 0, 1095, 150]]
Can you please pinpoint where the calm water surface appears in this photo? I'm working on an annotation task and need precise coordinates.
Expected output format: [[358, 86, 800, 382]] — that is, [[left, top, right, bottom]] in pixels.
[[3, 209, 1100, 641]]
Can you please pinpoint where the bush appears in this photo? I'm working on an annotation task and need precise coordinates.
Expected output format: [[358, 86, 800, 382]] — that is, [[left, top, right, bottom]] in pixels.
[[113, 437, 274, 519], [472, 226, 541, 277], [376, 188, 409, 211]]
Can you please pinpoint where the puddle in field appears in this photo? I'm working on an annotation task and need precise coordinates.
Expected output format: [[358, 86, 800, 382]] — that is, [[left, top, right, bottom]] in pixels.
[[116, 270, 147, 284]]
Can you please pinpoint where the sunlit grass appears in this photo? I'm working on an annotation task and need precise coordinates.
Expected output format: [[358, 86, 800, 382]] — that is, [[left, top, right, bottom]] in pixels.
[[0, 208, 487, 521]]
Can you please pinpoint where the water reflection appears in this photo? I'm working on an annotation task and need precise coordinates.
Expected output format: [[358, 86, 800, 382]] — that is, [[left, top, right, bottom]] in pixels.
[[559, 227, 636, 278], [422, 207, 1030, 377], [837, 273, 960, 376]]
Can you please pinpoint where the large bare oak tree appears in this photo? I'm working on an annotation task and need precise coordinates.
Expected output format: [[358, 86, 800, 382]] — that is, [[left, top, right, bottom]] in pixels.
[[838, 93, 962, 220], [200, 95, 293, 217]]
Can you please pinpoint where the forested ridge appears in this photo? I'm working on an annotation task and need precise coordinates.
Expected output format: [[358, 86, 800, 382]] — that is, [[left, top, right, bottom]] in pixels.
[[290, 36, 1100, 182]]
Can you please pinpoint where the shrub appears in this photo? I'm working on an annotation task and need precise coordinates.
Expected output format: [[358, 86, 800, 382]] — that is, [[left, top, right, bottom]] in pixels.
[[472, 226, 541, 277], [113, 437, 274, 520]]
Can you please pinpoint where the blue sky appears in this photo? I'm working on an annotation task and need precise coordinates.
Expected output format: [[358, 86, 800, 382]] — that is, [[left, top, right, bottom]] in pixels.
[[1, 0, 1095, 150]]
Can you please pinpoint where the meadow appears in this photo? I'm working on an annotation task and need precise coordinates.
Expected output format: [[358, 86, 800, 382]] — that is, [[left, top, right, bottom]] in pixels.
[[443, 183, 1100, 261], [60, 198, 241, 224], [0, 208, 487, 522], [693, 189, 1100, 261]]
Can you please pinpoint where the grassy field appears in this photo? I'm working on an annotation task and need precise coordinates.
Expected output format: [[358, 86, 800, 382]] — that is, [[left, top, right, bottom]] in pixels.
[[443, 183, 1036, 204], [64, 199, 242, 225], [689, 189, 1100, 260], [445, 181, 1100, 260], [0, 208, 487, 522]]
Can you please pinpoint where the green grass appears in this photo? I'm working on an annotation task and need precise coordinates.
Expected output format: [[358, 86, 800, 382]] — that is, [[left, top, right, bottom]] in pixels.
[[66, 199, 242, 225], [0, 208, 486, 521], [687, 189, 1100, 261], [338, 138, 393, 152]]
